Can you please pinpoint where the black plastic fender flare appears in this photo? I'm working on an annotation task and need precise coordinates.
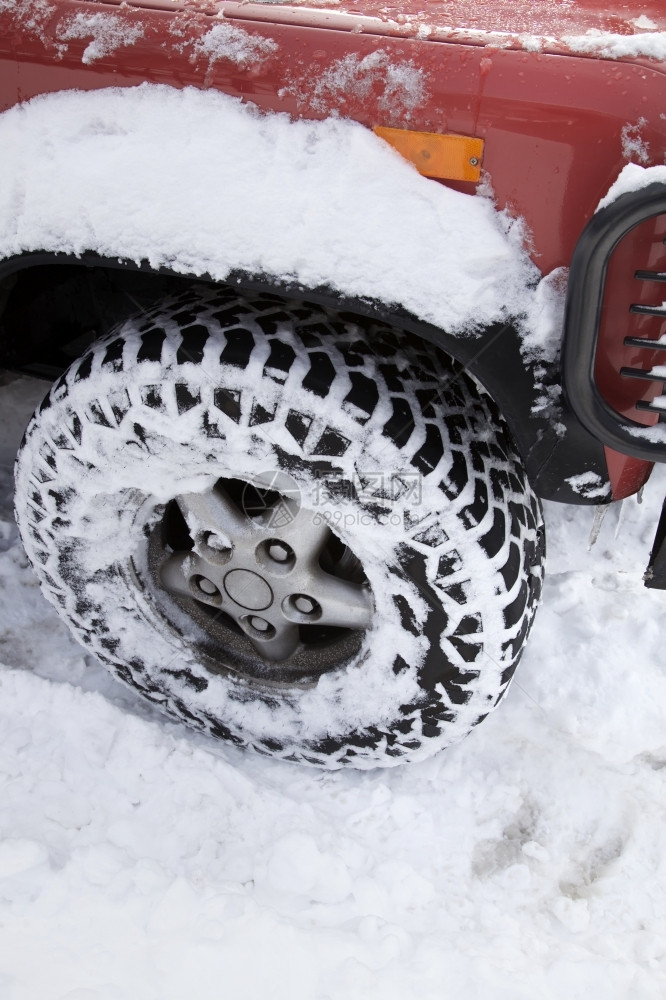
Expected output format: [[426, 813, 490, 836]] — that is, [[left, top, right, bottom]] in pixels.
[[0, 248, 609, 504]]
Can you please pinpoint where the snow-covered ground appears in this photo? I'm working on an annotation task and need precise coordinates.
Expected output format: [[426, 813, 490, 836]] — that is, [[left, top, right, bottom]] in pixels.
[[1, 370, 666, 999]]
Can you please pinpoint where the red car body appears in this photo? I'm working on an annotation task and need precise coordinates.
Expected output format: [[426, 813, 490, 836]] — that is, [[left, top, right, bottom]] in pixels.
[[1, 0, 665, 503]]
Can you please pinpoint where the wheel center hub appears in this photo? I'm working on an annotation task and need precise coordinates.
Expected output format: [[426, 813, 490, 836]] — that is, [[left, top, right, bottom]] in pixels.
[[223, 568, 273, 611]]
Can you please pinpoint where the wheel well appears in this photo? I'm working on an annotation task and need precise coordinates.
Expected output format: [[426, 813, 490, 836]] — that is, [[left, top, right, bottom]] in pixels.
[[0, 257, 451, 380], [0, 251, 607, 504], [0, 261, 195, 379]]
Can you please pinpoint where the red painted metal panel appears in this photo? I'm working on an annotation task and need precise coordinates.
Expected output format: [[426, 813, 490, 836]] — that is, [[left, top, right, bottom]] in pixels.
[[1, 0, 665, 496]]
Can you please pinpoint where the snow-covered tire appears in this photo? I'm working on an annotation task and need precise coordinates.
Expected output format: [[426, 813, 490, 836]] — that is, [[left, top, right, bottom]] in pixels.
[[15, 287, 544, 768]]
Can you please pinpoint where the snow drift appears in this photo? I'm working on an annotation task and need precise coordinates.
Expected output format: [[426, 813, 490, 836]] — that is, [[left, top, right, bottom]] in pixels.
[[0, 83, 540, 338]]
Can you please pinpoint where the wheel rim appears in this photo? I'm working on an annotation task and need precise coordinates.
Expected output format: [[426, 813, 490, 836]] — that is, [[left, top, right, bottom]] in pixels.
[[147, 476, 374, 684]]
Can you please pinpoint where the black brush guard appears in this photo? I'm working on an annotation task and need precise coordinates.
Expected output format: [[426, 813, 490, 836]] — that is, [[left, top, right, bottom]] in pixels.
[[562, 180, 666, 587], [563, 180, 666, 461]]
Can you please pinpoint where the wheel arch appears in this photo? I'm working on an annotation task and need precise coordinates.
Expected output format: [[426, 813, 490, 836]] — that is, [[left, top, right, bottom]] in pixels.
[[0, 248, 607, 503]]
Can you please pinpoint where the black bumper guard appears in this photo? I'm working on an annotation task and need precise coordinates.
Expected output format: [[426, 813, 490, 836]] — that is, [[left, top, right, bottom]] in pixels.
[[562, 181, 666, 464]]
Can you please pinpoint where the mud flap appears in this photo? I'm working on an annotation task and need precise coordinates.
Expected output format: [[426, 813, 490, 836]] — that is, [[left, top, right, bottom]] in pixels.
[[644, 496, 666, 589]]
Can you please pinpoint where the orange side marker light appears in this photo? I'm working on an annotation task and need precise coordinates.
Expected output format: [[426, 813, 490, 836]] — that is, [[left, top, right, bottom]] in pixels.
[[373, 126, 484, 182]]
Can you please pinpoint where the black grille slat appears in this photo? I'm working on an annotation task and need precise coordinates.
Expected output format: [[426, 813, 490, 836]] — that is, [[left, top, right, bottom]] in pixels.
[[624, 337, 666, 351], [630, 304, 666, 316], [635, 270, 666, 282], [620, 367, 666, 383], [635, 400, 666, 420]]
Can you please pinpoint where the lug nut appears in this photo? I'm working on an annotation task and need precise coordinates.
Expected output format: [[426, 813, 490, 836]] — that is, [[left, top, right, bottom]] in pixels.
[[197, 577, 219, 595], [294, 596, 315, 614], [205, 532, 230, 553], [250, 616, 270, 632], [268, 541, 292, 563]]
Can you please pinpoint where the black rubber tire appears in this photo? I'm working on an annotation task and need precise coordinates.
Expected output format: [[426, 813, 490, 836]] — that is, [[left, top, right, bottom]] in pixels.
[[15, 287, 545, 768]]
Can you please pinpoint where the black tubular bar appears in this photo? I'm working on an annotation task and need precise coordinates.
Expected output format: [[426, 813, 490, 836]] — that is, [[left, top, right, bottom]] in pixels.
[[562, 181, 666, 463], [635, 270, 666, 282], [620, 367, 666, 383], [624, 336, 666, 351], [630, 303, 666, 316], [636, 400, 666, 417]]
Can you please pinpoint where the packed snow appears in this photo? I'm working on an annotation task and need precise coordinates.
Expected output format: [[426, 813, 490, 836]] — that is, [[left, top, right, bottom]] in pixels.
[[0, 85, 545, 343], [288, 50, 427, 117], [55, 11, 145, 65], [565, 471, 610, 501], [621, 119, 651, 166], [2, 368, 666, 997], [563, 27, 666, 61], [598, 162, 666, 210], [189, 23, 278, 70], [0, 82, 654, 368]]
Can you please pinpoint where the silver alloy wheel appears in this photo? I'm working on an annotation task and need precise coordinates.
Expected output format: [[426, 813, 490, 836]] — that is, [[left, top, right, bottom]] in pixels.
[[150, 478, 374, 681]]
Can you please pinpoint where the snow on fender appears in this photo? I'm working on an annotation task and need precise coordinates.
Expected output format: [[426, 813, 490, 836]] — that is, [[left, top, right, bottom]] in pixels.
[[0, 84, 539, 338]]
